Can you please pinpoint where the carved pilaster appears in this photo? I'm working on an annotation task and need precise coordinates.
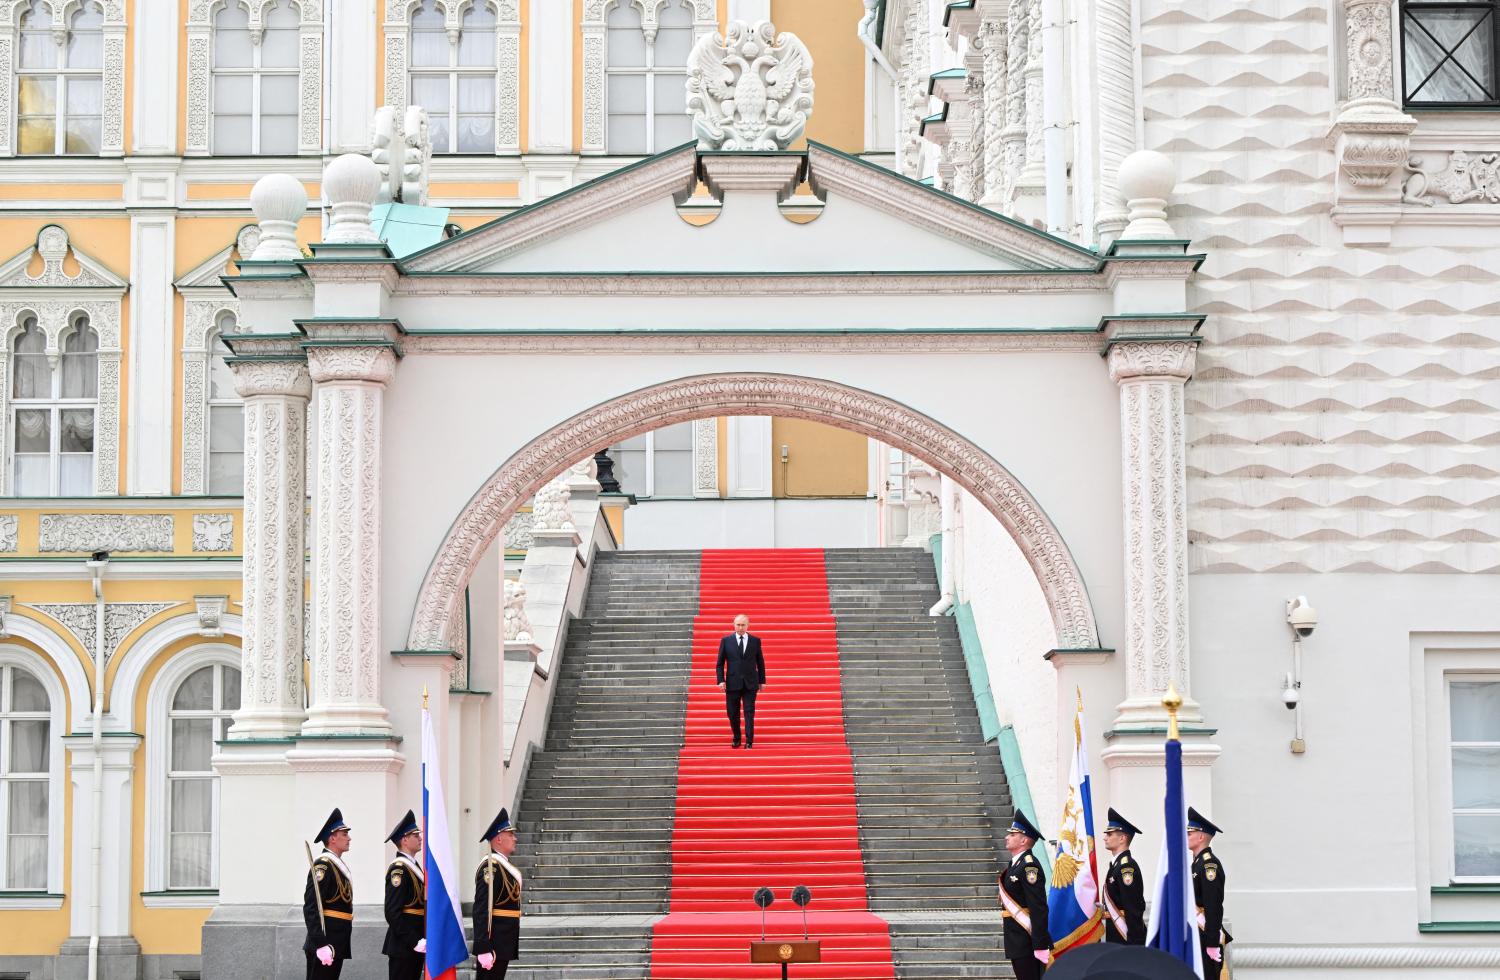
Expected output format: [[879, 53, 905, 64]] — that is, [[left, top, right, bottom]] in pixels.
[[692, 418, 719, 498], [1107, 341, 1200, 730], [898, 0, 930, 178], [303, 346, 397, 736], [1000, 0, 1028, 198], [1012, 0, 1046, 209], [228, 359, 311, 739], [1092, 0, 1136, 242], [1329, 0, 1417, 245], [978, 13, 1007, 206]]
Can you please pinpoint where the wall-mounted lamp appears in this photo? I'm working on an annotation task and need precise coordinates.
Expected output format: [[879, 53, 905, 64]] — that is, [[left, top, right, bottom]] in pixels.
[[1285, 596, 1317, 754]]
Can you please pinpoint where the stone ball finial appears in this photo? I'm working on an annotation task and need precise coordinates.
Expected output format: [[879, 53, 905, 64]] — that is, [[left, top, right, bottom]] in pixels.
[[322, 153, 382, 245], [248, 173, 307, 261], [1118, 150, 1177, 240]]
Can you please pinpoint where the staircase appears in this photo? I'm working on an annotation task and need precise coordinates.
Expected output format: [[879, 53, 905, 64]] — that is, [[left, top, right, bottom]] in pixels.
[[827, 548, 1013, 979], [509, 550, 699, 979], [509, 547, 1015, 980]]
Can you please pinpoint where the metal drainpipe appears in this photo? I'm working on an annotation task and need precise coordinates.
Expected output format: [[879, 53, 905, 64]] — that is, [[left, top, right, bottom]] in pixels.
[[1041, 0, 1069, 235], [85, 552, 108, 980]]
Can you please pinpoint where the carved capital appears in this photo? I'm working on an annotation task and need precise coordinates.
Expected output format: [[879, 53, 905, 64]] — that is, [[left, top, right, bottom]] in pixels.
[[230, 359, 313, 399], [1339, 132, 1412, 189], [306, 346, 397, 385], [1106, 341, 1197, 384]]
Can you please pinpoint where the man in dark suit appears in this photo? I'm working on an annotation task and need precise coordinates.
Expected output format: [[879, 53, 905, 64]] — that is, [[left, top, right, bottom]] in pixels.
[[997, 810, 1051, 980], [1101, 807, 1145, 944], [716, 614, 766, 748]]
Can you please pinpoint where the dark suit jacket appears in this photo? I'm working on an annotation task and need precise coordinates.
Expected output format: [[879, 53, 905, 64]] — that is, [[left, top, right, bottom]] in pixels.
[[383, 856, 425, 957], [716, 633, 765, 691], [303, 853, 354, 958], [998, 851, 1051, 957]]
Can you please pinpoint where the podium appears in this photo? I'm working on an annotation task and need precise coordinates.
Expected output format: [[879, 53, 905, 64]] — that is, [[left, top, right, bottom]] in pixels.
[[750, 940, 821, 978]]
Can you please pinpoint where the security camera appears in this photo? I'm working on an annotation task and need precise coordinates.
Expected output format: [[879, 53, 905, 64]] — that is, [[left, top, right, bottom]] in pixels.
[[1282, 673, 1299, 710], [1287, 596, 1317, 638]]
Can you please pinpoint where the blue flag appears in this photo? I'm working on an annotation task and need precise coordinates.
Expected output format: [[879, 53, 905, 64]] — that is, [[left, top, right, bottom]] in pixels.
[[1146, 737, 1203, 978]]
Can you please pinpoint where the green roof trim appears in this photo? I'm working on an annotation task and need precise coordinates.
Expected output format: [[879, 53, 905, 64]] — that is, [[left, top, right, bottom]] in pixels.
[[1432, 884, 1500, 894], [1418, 921, 1500, 933], [944, 0, 976, 25], [919, 106, 948, 134]]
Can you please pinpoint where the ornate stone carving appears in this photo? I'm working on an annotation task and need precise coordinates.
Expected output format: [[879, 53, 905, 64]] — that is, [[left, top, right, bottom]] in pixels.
[[39, 514, 173, 553], [0, 595, 10, 636], [32, 601, 176, 665], [195, 595, 228, 637], [1345, 0, 1394, 103], [687, 20, 814, 151], [1106, 341, 1197, 384], [407, 374, 1100, 654], [531, 475, 576, 532], [400, 106, 431, 204], [503, 578, 532, 643], [181, 299, 238, 495], [1340, 133, 1412, 189], [229, 357, 309, 738], [979, 16, 1007, 205], [1092, 0, 1135, 239], [1401, 151, 1500, 205], [692, 417, 718, 497], [898, 0, 929, 177], [495, 5, 521, 153], [502, 510, 535, 550], [192, 513, 235, 552], [305, 344, 395, 735], [0, 225, 117, 288], [0, 514, 16, 552]]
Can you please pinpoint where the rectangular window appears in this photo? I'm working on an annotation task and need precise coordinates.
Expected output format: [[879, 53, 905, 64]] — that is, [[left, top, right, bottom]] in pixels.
[[1, 665, 51, 891], [1450, 677, 1500, 879], [1401, 1, 1500, 106], [605, 0, 695, 154], [608, 421, 696, 498]]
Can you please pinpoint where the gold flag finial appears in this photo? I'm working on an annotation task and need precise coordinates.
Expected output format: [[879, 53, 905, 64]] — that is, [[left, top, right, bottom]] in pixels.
[[422, 686, 429, 710], [1075, 686, 1083, 712], [1163, 683, 1182, 741]]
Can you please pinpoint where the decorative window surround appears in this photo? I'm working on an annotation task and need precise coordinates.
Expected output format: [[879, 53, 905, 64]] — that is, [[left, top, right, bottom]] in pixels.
[[175, 227, 256, 495], [0, 0, 125, 158], [691, 417, 716, 498], [580, 0, 717, 155], [142, 645, 241, 895], [0, 647, 66, 897], [185, 0, 323, 156], [383, 0, 521, 155], [0, 226, 126, 496]]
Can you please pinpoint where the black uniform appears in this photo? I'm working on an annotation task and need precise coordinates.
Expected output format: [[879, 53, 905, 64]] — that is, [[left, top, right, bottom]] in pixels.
[[303, 853, 354, 979], [472, 853, 522, 979], [1193, 847, 1232, 979], [1102, 849, 1146, 944], [998, 851, 1052, 980], [383, 855, 426, 980]]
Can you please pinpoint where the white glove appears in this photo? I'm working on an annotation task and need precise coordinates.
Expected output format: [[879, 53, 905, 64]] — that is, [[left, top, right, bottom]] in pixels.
[[414, 938, 426, 953], [316, 945, 335, 966], [1207, 946, 1222, 963], [477, 951, 496, 970], [1034, 949, 1051, 964]]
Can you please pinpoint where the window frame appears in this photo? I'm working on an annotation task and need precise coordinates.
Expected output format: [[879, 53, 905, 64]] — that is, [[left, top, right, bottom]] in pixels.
[[0, 649, 64, 897], [1399, 0, 1500, 108], [1446, 671, 1500, 883], [144, 645, 242, 900], [9, 314, 98, 497], [209, 0, 301, 156], [611, 421, 695, 498], [407, 0, 499, 155], [205, 317, 244, 497], [14, 0, 105, 156], [603, 0, 693, 155]]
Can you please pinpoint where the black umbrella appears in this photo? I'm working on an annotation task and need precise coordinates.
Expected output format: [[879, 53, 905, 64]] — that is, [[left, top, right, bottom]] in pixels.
[[1044, 944, 1200, 980]]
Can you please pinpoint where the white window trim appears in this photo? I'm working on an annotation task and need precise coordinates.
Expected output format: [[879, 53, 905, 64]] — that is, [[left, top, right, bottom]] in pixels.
[[0, 645, 67, 900], [0, 225, 125, 496], [1411, 631, 1500, 923], [601, 0, 694, 155], [16, 4, 103, 155], [582, 0, 715, 154], [185, 0, 323, 157], [383, 0, 520, 154], [0, 0, 125, 158], [9, 313, 97, 496], [143, 644, 241, 898]]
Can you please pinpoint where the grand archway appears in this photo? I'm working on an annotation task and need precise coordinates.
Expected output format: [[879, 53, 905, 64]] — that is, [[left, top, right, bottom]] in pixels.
[[406, 371, 1100, 653]]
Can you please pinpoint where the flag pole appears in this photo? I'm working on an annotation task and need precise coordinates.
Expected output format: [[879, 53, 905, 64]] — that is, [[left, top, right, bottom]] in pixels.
[[1163, 683, 1181, 740]]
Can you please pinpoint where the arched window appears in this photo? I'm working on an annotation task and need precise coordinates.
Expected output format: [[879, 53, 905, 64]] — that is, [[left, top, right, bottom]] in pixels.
[[207, 314, 244, 495], [165, 662, 240, 889], [11, 314, 97, 496], [212, 0, 300, 154], [16, 1, 105, 155], [0, 662, 50, 889], [605, 0, 695, 154], [409, 0, 497, 153]]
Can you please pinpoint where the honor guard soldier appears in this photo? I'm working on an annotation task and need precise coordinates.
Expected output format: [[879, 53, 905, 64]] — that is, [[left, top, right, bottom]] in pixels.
[[473, 809, 522, 979], [1188, 807, 1233, 979], [383, 810, 427, 980], [1100, 808, 1146, 944], [304, 808, 354, 979], [997, 810, 1052, 980]]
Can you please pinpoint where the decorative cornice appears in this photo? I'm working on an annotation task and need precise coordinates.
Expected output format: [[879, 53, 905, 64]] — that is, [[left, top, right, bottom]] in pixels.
[[408, 372, 1099, 654], [394, 271, 1109, 297], [399, 329, 1105, 355], [305, 346, 397, 385]]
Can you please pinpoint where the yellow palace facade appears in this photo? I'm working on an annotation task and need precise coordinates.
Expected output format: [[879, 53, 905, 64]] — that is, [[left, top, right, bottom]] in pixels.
[[0, 2, 880, 975]]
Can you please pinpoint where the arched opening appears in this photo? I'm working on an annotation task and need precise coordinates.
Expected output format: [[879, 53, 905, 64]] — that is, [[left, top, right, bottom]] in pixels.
[[407, 372, 1099, 653]]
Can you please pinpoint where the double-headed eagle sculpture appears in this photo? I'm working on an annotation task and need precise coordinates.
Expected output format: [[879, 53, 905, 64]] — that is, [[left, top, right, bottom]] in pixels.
[[686, 20, 815, 152]]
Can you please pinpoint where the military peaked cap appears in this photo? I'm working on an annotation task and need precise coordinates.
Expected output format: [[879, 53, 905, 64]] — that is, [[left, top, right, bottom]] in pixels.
[[387, 809, 420, 844], [1007, 809, 1043, 842], [1105, 807, 1143, 837], [314, 807, 350, 844], [1187, 807, 1222, 836], [479, 807, 514, 842]]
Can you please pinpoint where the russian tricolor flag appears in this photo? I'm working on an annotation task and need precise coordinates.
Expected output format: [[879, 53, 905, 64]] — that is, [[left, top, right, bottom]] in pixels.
[[1047, 690, 1104, 954], [1146, 730, 1204, 977], [422, 706, 469, 980]]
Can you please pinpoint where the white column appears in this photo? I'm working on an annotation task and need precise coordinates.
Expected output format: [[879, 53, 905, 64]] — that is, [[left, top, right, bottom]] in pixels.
[[530, 0, 574, 152], [303, 345, 397, 735], [63, 735, 141, 940], [1107, 341, 1199, 728], [131, 0, 177, 153], [125, 216, 174, 494], [329, 0, 376, 152], [1091, 0, 1135, 243], [228, 361, 311, 739]]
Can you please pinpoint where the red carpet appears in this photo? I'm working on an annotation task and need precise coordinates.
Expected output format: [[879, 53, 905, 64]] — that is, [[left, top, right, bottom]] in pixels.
[[650, 550, 895, 979]]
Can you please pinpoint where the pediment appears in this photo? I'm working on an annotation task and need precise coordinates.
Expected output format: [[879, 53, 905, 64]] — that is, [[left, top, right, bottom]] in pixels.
[[175, 225, 261, 294], [0, 225, 128, 291], [399, 143, 1101, 277]]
